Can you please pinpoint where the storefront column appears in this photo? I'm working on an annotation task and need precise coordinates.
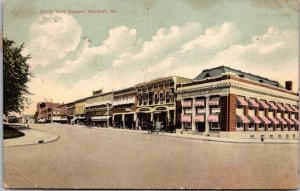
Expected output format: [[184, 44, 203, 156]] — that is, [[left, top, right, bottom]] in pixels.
[[135, 114, 139, 130], [192, 97, 196, 131], [205, 96, 210, 133], [122, 114, 125, 129]]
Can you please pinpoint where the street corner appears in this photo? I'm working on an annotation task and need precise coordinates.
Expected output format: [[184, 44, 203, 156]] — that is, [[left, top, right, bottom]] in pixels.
[[3, 128, 59, 148]]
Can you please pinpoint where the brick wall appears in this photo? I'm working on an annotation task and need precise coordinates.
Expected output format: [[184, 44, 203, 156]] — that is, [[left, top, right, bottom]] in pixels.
[[220, 94, 237, 131]]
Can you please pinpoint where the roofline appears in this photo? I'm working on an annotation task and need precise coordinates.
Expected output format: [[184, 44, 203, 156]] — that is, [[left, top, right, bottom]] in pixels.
[[201, 65, 280, 84]]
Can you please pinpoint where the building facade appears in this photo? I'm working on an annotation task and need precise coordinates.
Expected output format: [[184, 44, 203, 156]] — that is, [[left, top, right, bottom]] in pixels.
[[112, 87, 137, 129], [72, 98, 87, 125], [177, 66, 299, 138], [85, 91, 113, 127], [135, 76, 191, 130], [35, 102, 61, 123]]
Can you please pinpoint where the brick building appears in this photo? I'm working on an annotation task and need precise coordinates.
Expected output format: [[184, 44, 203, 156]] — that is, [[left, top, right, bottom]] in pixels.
[[35, 102, 62, 123], [177, 66, 299, 138]]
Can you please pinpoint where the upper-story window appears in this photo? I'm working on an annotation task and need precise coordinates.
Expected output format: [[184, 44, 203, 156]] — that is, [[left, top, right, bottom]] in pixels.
[[205, 73, 210, 78]]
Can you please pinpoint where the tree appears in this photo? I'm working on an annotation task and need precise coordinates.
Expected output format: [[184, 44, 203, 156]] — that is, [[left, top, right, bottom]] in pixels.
[[3, 37, 32, 115]]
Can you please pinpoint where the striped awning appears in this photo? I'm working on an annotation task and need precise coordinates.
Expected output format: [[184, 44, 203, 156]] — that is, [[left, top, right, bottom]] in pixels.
[[259, 115, 271, 124], [237, 97, 248, 106], [194, 114, 205, 122], [182, 100, 192, 108], [236, 114, 250, 124], [268, 102, 278, 110], [276, 115, 287, 125], [291, 105, 299, 112], [194, 100, 205, 107], [291, 118, 299, 125], [249, 115, 261, 124], [208, 97, 220, 106], [276, 103, 286, 111], [283, 104, 293, 112], [269, 116, 279, 125], [181, 115, 191, 123], [284, 117, 294, 125], [248, 99, 259, 108], [207, 114, 219, 122], [258, 100, 269, 109]]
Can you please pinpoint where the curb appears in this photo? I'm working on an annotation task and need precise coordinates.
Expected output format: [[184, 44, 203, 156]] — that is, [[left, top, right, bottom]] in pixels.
[[3, 128, 60, 148], [145, 133, 298, 144]]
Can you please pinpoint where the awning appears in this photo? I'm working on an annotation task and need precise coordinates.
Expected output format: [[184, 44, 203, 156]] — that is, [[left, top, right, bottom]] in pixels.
[[249, 115, 261, 124], [53, 118, 68, 121], [276, 103, 286, 111], [284, 117, 294, 125], [269, 116, 279, 125], [208, 97, 220, 106], [91, 116, 111, 121], [237, 97, 248, 106], [182, 100, 192, 108], [258, 100, 269, 109], [291, 105, 299, 112], [259, 115, 271, 124], [113, 97, 135, 106], [194, 114, 205, 122], [268, 102, 278, 110], [276, 115, 287, 125], [181, 115, 191, 123], [207, 114, 219, 122], [236, 114, 250, 124], [291, 118, 299, 125], [71, 118, 78, 122], [283, 104, 293, 112], [248, 99, 259, 108], [38, 119, 45, 122], [194, 100, 205, 107]]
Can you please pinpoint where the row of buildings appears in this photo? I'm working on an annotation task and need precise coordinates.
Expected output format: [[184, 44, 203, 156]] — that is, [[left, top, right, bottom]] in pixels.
[[34, 66, 299, 137]]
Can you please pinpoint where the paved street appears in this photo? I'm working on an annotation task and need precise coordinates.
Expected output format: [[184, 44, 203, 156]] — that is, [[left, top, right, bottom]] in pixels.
[[3, 124, 299, 189]]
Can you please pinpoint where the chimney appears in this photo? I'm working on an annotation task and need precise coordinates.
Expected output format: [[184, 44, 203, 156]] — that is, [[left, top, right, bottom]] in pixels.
[[285, 81, 292, 91]]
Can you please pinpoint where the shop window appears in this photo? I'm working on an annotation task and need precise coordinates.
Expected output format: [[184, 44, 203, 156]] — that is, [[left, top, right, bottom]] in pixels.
[[210, 122, 220, 130], [183, 122, 192, 130], [259, 124, 264, 129], [249, 123, 255, 129], [236, 123, 244, 129]]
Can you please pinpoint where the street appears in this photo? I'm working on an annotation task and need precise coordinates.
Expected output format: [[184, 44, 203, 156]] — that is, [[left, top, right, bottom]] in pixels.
[[3, 124, 299, 189]]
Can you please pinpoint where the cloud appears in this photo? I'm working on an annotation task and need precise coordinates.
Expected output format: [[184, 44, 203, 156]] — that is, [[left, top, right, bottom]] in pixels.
[[56, 26, 141, 75], [23, 22, 298, 114], [22, 14, 82, 69]]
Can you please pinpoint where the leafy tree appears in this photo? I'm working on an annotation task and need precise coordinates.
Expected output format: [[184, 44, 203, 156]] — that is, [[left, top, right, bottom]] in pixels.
[[3, 38, 32, 115]]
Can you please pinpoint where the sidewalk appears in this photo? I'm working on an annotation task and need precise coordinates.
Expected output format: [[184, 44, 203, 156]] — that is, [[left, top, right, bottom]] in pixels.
[[3, 128, 59, 148], [88, 125, 298, 144]]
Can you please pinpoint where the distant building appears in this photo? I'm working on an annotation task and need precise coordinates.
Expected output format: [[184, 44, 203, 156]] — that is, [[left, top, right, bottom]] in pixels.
[[85, 92, 113, 127], [35, 102, 61, 123]]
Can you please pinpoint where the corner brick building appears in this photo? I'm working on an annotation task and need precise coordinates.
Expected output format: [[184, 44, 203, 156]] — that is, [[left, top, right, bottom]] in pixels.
[[177, 66, 299, 138]]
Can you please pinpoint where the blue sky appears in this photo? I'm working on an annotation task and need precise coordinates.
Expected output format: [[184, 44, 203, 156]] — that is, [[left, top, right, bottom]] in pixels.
[[3, 0, 299, 114]]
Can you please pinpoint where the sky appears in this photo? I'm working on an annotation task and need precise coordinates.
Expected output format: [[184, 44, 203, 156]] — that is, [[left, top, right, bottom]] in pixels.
[[3, 0, 299, 115]]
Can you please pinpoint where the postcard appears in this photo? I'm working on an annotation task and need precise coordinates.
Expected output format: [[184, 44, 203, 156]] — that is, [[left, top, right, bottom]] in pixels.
[[3, 0, 299, 189]]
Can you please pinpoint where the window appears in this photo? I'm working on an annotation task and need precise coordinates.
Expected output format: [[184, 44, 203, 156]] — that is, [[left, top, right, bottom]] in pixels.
[[236, 123, 244, 129], [205, 73, 210, 78], [259, 124, 264, 129], [249, 123, 255, 129]]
